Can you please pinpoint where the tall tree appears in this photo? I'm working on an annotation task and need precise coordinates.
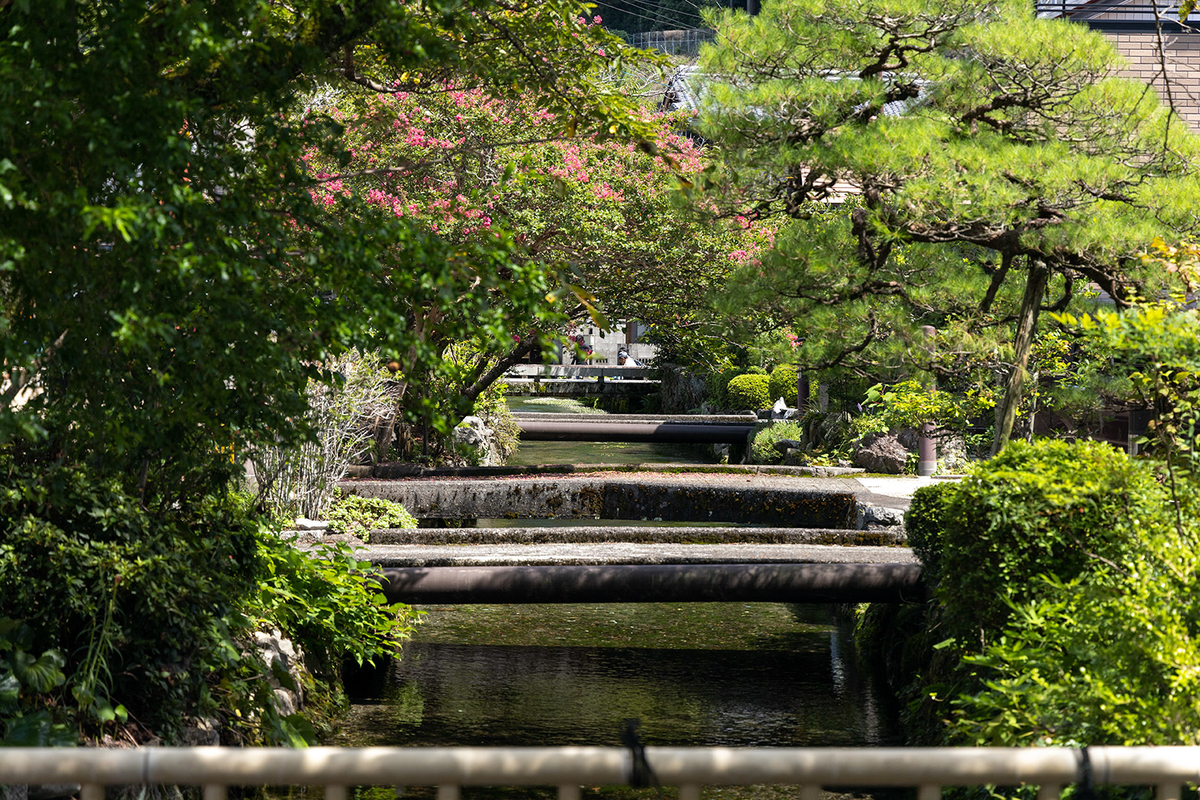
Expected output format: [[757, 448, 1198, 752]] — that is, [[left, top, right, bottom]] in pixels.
[[0, 0, 654, 500], [306, 84, 737, 424], [0, 0, 670, 740], [695, 0, 1200, 452]]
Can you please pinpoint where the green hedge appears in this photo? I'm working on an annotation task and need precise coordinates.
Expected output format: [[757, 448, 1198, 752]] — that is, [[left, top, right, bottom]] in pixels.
[[938, 439, 1170, 639], [868, 439, 1200, 749], [939, 441, 1200, 746], [726, 373, 772, 410], [904, 482, 957, 586]]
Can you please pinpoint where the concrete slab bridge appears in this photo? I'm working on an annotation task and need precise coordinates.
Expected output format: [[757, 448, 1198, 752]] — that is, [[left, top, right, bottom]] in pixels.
[[334, 470, 926, 605]]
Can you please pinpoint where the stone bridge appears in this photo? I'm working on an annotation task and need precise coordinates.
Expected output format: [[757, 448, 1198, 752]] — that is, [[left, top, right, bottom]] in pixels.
[[334, 470, 927, 606]]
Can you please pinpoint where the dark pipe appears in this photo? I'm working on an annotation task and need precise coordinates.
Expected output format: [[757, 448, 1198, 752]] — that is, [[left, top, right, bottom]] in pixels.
[[381, 563, 926, 605], [517, 421, 756, 444]]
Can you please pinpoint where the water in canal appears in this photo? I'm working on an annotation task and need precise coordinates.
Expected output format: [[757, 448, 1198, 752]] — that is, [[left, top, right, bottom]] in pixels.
[[338, 603, 900, 749], [504, 397, 711, 466]]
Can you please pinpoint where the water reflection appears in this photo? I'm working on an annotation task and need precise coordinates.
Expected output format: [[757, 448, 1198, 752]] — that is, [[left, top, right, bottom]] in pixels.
[[504, 397, 716, 466], [337, 604, 901, 749], [507, 438, 710, 467]]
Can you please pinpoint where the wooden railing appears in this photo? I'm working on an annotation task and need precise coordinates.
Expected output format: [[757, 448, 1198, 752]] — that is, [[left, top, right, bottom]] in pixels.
[[2, 747, 1198, 800]]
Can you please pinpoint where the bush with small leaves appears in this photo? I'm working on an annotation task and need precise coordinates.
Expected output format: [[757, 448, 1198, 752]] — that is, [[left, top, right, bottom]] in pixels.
[[325, 492, 419, 540], [939, 439, 1167, 638], [769, 364, 799, 406], [750, 420, 805, 463], [726, 374, 772, 410], [904, 482, 958, 586]]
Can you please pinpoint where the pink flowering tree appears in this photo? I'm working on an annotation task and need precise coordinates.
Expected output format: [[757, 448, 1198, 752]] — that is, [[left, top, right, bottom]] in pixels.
[[306, 75, 747, 441]]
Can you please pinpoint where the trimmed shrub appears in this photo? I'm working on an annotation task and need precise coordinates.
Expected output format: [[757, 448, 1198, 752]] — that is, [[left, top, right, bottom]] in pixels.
[[904, 482, 958, 585], [863, 440, 1199, 750], [769, 364, 799, 405], [726, 373, 772, 410], [939, 439, 1169, 637]]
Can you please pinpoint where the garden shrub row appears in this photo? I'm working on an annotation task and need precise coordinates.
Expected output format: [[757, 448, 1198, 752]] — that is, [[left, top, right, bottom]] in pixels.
[[887, 439, 1200, 747], [713, 364, 800, 411]]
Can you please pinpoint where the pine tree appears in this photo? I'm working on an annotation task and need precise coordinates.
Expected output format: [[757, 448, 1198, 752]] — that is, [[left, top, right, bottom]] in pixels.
[[696, 0, 1200, 452]]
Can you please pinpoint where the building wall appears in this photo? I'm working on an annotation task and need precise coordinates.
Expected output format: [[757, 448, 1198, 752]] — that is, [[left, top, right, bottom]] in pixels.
[[1109, 32, 1200, 129]]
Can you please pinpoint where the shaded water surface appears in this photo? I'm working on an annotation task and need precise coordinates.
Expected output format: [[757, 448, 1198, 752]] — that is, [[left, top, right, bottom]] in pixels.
[[504, 397, 713, 467], [338, 603, 900, 748]]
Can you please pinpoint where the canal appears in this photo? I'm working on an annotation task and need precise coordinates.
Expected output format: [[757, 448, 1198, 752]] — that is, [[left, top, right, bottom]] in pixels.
[[333, 397, 903, 796], [338, 603, 899, 749], [503, 397, 709, 466]]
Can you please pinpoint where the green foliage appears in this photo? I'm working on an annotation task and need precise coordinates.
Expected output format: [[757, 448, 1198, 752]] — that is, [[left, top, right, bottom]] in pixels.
[[1062, 304, 1200, 476], [726, 373, 772, 410], [253, 350, 395, 521], [768, 364, 799, 406], [697, 0, 1200, 453], [803, 409, 858, 451], [0, 0, 668, 740], [938, 440, 1167, 639], [904, 482, 958, 585], [1, 0, 669, 491], [949, 481, 1200, 745], [310, 85, 736, 433], [247, 535, 417, 673], [0, 619, 74, 746], [0, 461, 418, 744], [750, 420, 805, 464], [420, 342, 522, 465], [483, 402, 522, 467], [700, 361, 743, 409], [0, 464, 259, 738], [847, 411, 889, 440], [883, 317, 1200, 749], [325, 492, 418, 540], [865, 380, 994, 432]]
